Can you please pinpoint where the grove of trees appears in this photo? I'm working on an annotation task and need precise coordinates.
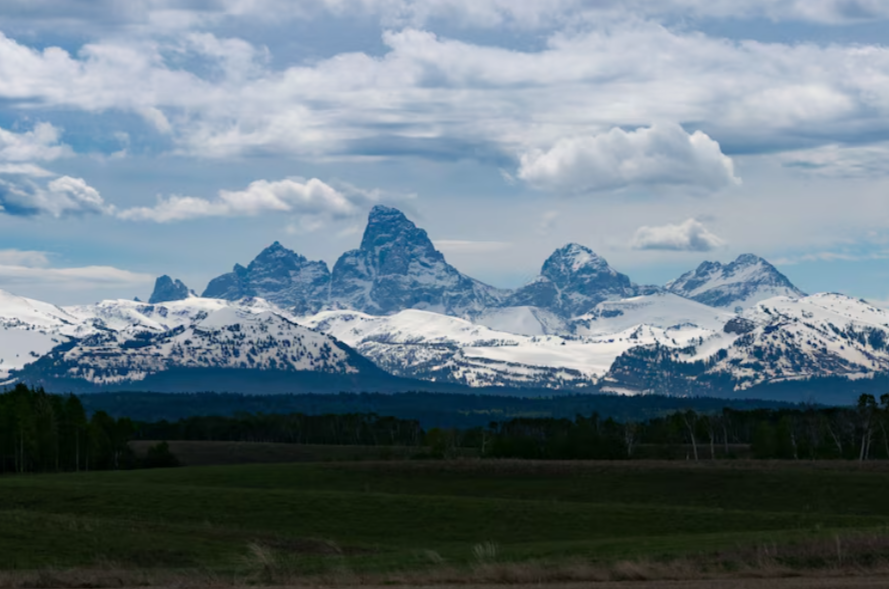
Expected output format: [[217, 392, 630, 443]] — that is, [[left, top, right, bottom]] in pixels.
[[5, 384, 889, 472]]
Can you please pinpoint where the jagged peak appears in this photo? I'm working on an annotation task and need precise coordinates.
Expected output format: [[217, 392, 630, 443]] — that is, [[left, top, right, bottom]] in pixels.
[[149, 275, 193, 304], [359, 205, 433, 254], [368, 204, 406, 219]]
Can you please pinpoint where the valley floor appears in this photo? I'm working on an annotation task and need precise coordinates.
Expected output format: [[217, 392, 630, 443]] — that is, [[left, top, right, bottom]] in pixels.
[[4, 458, 889, 586]]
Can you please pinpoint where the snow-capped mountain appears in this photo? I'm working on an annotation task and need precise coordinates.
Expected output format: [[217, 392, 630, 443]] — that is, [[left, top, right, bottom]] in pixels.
[[605, 293, 889, 399], [505, 243, 656, 318], [666, 254, 805, 311], [328, 205, 505, 317], [0, 290, 86, 379], [301, 296, 732, 389], [4, 294, 392, 393], [202, 241, 331, 315]]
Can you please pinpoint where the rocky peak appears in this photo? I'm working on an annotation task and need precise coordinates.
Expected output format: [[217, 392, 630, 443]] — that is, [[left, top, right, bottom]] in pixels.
[[542, 244, 616, 285], [149, 275, 193, 304], [202, 242, 331, 314], [357, 206, 443, 273], [329, 206, 502, 316], [667, 253, 805, 310], [505, 244, 641, 318]]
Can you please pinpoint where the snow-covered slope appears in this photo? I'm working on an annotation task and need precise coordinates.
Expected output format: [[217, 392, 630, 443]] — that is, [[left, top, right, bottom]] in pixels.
[[666, 254, 805, 311], [605, 293, 889, 395], [0, 290, 88, 379], [7, 295, 386, 391], [573, 293, 736, 336], [302, 307, 724, 389], [26, 306, 362, 386]]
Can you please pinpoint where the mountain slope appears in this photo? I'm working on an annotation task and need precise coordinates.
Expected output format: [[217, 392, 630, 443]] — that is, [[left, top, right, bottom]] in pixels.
[[667, 254, 805, 310], [302, 305, 725, 389], [605, 293, 889, 396], [329, 205, 505, 317], [14, 297, 403, 393]]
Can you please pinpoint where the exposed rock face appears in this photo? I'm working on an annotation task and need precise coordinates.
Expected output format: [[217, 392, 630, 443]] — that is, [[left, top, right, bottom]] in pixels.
[[667, 254, 805, 310], [724, 317, 755, 334], [328, 205, 504, 316], [149, 276, 192, 304], [202, 242, 331, 315], [506, 244, 647, 318]]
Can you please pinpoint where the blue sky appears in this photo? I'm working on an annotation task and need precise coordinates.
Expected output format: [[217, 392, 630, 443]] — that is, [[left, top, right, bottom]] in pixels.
[[0, 0, 888, 305]]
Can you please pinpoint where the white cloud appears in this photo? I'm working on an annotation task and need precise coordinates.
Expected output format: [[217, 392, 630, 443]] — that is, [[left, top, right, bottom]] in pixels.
[[1, 22, 889, 169], [518, 124, 739, 193], [0, 175, 112, 217], [0, 249, 50, 267], [0, 163, 54, 177], [631, 218, 726, 251], [0, 122, 70, 162], [118, 177, 364, 222], [0, 264, 153, 291]]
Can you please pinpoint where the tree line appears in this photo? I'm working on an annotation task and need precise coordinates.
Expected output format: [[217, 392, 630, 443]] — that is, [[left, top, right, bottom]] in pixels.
[[5, 384, 889, 473]]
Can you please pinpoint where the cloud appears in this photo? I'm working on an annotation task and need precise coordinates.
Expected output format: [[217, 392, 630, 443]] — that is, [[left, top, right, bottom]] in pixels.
[[0, 175, 112, 217], [631, 218, 726, 251], [0, 264, 153, 291], [0, 122, 71, 162], [118, 177, 373, 223], [518, 124, 739, 193], [0, 249, 50, 267], [781, 143, 889, 177], [1, 20, 889, 169]]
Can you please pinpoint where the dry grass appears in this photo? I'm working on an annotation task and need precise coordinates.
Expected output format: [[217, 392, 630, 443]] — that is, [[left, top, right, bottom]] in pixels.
[[6, 533, 889, 588]]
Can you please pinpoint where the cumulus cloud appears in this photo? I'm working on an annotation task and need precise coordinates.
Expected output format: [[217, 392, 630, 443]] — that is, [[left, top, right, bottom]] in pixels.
[[518, 124, 739, 194], [0, 175, 111, 217], [631, 218, 726, 252], [118, 177, 371, 223], [0, 20, 888, 168], [0, 123, 70, 162]]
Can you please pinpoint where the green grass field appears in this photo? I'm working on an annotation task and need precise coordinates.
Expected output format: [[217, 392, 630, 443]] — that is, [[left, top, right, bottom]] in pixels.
[[3, 459, 889, 582]]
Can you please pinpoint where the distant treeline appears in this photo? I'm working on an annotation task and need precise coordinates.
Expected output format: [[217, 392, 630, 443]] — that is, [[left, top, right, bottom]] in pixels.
[[137, 412, 423, 447], [139, 394, 889, 462], [480, 395, 889, 461], [5, 385, 889, 473], [80, 391, 797, 428]]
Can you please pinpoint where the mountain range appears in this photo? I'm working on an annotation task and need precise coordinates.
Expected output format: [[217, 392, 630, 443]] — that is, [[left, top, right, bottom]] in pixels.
[[2, 205, 886, 404]]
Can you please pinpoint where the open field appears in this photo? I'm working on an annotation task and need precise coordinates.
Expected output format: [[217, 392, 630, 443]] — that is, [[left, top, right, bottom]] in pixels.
[[3, 459, 889, 585]]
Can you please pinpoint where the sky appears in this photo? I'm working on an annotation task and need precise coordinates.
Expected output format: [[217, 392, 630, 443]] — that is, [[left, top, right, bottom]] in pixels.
[[0, 0, 888, 305]]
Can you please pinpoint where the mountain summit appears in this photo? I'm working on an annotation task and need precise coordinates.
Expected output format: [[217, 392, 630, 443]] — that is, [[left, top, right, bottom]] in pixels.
[[329, 205, 503, 316], [506, 243, 648, 317], [202, 241, 331, 314], [666, 253, 805, 310], [149, 276, 193, 304]]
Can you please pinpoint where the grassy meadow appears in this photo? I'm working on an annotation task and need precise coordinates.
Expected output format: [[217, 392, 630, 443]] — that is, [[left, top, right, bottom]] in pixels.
[[3, 457, 889, 585]]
